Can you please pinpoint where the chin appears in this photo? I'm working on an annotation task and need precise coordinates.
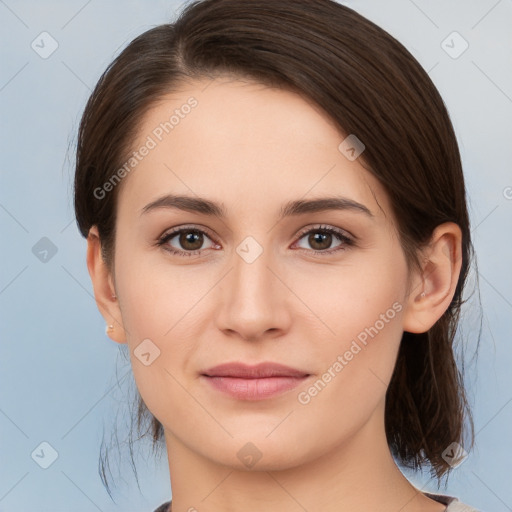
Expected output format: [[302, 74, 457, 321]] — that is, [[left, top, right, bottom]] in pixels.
[[204, 435, 310, 472]]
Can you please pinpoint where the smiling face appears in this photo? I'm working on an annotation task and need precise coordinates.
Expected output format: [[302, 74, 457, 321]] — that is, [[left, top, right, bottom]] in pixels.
[[98, 76, 417, 470]]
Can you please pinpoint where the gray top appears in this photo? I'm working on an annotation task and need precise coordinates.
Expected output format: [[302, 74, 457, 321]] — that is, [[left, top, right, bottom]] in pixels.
[[424, 491, 482, 511], [153, 493, 482, 511]]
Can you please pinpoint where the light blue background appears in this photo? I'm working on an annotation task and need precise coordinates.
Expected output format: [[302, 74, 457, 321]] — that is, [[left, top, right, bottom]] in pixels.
[[1, 1, 511, 511]]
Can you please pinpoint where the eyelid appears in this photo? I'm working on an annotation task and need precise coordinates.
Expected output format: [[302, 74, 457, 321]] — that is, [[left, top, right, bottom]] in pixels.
[[293, 223, 354, 242], [158, 223, 218, 241]]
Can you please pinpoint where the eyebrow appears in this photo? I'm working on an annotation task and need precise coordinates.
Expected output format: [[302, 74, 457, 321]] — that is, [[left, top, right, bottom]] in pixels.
[[140, 194, 374, 220]]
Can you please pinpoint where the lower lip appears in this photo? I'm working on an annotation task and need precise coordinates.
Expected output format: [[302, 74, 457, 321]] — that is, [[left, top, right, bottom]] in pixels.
[[201, 375, 309, 400]]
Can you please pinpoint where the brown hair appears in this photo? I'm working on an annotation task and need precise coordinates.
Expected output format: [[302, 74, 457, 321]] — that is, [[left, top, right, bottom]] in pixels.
[[73, 0, 477, 494]]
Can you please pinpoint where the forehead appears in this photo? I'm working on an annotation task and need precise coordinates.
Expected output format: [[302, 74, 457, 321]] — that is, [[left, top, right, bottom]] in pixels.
[[118, 77, 391, 223]]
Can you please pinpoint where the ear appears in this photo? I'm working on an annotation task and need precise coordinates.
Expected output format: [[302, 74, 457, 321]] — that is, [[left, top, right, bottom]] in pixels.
[[402, 222, 463, 334], [86, 225, 127, 344]]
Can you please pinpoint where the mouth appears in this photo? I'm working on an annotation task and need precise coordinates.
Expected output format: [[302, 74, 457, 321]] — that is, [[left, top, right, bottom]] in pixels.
[[200, 362, 311, 400]]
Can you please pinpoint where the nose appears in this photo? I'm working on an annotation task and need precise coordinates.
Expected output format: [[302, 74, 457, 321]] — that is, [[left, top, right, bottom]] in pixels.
[[214, 243, 292, 342]]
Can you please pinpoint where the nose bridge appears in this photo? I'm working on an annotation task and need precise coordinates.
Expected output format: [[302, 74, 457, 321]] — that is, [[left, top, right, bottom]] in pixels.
[[235, 243, 272, 296], [215, 236, 288, 339], [232, 237, 277, 310]]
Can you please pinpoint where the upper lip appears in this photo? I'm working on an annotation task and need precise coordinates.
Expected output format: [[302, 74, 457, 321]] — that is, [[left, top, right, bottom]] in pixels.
[[201, 362, 310, 378]]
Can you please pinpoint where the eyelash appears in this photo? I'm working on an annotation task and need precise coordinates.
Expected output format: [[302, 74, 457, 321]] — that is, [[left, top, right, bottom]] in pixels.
[[156, 224, 354, 257]]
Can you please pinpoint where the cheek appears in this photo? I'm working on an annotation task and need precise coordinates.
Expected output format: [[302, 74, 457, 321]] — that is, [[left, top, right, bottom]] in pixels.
[[290, 247, 407, 346], [114, 249, 215, 406], [289, 249, 407, 405], [117, 264, 199, 426], [292, 283, 405, 450], [115, 245, 206, 340]]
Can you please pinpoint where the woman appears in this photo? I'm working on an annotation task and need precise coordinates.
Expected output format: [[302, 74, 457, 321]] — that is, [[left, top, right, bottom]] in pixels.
[[74, 0, 481, 510]]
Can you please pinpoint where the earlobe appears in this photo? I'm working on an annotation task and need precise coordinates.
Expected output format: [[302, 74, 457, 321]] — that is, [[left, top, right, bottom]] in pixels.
[[402, 222, 463, 334], [86, 226, 127, 344]]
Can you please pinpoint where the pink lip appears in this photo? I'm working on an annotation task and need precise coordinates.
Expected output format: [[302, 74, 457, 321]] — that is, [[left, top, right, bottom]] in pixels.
[[201, 362, 311, 400], [202, 362, 309, 378]]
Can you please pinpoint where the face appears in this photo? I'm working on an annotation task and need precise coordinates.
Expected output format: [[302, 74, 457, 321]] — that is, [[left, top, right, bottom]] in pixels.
[[107, 77, 414, 470]]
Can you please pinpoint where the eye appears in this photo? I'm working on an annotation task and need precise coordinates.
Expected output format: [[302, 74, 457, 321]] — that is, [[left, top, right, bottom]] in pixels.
[[292, 224, 354, 255], [156, 223, 354, 258], [156, 225, 218, 257]]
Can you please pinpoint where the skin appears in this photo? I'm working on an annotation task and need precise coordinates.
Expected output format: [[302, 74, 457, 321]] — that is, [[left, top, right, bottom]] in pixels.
[[87, 77, 462, 512]]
